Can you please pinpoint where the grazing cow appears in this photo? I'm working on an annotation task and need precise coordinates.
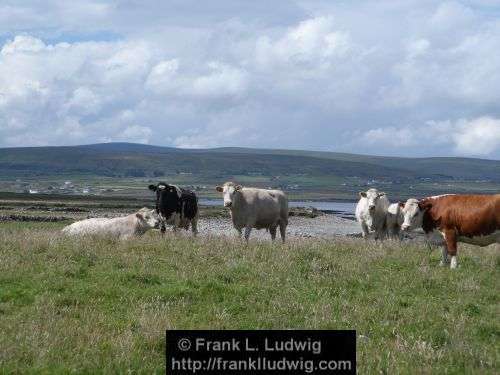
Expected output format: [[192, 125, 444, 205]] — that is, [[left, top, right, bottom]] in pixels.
[[355, 188, 390, 240], [401, 194, 500, 269], [61, 208, 160, 240], [386, 202, 404, 239], [215, 182, 288, 242], [148, 182, 198, 235]]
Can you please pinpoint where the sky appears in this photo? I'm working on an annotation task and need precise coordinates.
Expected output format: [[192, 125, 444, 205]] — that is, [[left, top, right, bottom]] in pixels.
[[0, 0, 499, 159]]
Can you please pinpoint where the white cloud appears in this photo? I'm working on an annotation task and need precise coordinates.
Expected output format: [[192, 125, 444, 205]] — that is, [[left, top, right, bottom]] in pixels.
[[450, 117, 500, 155], [358, 127, 420, 148], [430, 1, 477, 30], [0, 36, 151, 146], [191, 62, 248, 99], [0, 1, 499, 158], [255, 16, 351, 70], [1, 35, 46, 54], [145, 59, 179, 93], [351, 116, 500, 157], [406, 39, 430, 59], [117, 125, 153, 144], [65, 87, 101, 115]]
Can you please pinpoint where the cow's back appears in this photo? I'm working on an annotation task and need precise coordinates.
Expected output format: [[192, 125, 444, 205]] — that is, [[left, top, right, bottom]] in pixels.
[[62, 218, 112, 235], [426, 194, 500, 236], [387, 203, 403, 223]]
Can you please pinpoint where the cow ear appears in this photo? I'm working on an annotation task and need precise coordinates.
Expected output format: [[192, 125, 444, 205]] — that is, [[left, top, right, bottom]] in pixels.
[[378, 192, 386, 197], [359, 192, 367, 198], [418, 200, 432, 211], [215, 186, 223, 192], [235, 185, 242, 191], [136, 213, 144, 220], [398, 201, 405, 208], [148, 185, 157, 191]]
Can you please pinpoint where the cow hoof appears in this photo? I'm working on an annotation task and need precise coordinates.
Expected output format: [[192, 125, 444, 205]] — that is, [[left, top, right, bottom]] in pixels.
[[439, 260, 449, 267]]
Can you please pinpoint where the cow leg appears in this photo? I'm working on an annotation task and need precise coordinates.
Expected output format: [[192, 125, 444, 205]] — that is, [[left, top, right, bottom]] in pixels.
[[191, 218, 198, 236], [392, 225, 401, 240], [374, 226, 386, 242], [379, 222, 388, 241], [269, 226, 277, 241], [362, 224, 369, 239], [444, 229, 458, 269], [279, 221, 286, 243], [244, 226, 252, 243], [173, 214, 181, 236], [160, 223, 166, 235], [439, 245, 450, 266], [396, 227, 402, 241], [360, 222, 369, 239]]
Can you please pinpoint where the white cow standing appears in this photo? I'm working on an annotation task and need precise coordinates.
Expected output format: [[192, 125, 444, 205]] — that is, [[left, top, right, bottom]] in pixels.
[[216, 182, 289, 242], [61, 208, 160, 240], [386, 202, 404, 239], [355, 188, 390, 240]]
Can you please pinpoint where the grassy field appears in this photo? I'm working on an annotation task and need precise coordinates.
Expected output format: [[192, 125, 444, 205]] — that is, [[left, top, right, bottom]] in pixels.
[[0, 221, 498, 374]]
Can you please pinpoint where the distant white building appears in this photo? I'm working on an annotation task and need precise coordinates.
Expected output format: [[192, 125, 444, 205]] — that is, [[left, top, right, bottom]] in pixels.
[[29, 189, 39, 194]]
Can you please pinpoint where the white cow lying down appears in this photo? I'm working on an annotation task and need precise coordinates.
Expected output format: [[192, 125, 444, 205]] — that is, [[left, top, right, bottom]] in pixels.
[[61, 208, 160, 240]]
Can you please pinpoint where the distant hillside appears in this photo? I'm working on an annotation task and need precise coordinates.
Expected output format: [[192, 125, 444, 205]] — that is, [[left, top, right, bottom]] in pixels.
[[212, 147, 500, 181], [0, 143, 498, 183]]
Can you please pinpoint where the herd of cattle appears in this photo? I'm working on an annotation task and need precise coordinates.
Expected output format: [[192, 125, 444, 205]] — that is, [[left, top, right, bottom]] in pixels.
[[355, 189, 500, 268], [62, 182, 499, 269]]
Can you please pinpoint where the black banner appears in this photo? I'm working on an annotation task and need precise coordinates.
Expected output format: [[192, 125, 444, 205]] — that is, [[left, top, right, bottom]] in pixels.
[[166, 330, 356, 374]]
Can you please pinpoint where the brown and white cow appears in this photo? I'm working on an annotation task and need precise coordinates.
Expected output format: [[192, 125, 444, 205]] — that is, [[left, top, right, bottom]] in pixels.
[[401, 194, 500, 269]]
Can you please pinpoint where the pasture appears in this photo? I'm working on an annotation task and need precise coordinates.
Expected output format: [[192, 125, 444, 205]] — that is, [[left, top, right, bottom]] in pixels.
[[0, 220, 498, 374]]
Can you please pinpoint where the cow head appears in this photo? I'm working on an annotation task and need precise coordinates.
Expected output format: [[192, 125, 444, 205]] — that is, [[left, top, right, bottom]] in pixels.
[[359, 189, 386, 212], [135, 208, 161, 229], [149, 183, 182, 198], [401, 198, 431, 231], [148, 183, 183, 218], [215, 182, 242, 208]]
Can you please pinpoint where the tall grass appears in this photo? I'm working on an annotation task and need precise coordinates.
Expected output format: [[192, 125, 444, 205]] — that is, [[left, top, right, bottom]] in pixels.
[[0, 223, 498, 374]]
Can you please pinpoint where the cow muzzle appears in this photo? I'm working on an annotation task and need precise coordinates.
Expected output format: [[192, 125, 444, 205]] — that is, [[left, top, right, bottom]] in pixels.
[[401, 224, 410, 231], [368, 205, 375, 211], [224, 201, 232, 208]]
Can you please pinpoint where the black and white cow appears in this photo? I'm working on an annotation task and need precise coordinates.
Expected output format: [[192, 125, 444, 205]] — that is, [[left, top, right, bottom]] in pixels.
[[148, 182, 198, 235]]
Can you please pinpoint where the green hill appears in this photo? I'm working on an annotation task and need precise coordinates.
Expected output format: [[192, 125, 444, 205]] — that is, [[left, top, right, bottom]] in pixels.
[[0, 143, 500, 200], [212, 147, 500, 181], [0, 143, 498, 183]]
